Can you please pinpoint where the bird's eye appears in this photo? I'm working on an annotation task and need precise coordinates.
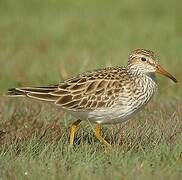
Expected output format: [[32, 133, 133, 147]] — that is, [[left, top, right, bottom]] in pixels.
[[141, 57, 146, 61]]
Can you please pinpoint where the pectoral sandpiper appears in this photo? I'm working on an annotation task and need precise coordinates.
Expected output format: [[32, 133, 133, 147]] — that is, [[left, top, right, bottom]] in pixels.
[[7, 49, 177, 147]]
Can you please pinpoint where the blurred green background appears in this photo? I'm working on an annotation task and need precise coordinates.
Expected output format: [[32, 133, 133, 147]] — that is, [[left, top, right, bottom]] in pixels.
[[0, 0, 181, 96]]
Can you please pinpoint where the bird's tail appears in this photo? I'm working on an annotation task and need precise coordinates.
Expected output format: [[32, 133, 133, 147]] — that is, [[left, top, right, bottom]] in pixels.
[[7, 85, 60, 102]]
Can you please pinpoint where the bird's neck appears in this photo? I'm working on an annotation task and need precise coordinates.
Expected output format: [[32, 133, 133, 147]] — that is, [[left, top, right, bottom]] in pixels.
[[126, 64, 156, 82], [126, 66, 158, 104], [126, 64, 143, 76], [126, 66, 158, 84], [146, 72, 157, 84]]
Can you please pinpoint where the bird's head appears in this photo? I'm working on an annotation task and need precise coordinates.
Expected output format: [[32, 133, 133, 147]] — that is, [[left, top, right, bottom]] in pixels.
[[128, 49, 177, 83]]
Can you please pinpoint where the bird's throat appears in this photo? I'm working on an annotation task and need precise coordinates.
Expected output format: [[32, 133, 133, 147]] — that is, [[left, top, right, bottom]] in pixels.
[[146, 72, 157, 83]]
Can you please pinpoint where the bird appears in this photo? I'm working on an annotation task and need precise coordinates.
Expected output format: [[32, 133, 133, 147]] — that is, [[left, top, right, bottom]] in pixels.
[[7, 49, 177, 147]]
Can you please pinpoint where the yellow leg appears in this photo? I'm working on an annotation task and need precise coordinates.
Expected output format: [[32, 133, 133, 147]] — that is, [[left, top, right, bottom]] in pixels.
[[69, 119, 82, 145], [95, 124, 112, 148]]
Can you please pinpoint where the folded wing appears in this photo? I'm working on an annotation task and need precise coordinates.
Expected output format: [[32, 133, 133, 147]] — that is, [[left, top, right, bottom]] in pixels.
[[7, 67, 126, 111]]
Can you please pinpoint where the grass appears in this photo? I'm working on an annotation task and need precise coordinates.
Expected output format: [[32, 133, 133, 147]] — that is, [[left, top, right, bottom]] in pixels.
[[0, 0, 182, 179]]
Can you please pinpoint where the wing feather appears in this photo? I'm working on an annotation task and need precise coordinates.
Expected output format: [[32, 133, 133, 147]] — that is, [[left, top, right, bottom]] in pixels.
[[54, 67, 125, 110], [8, 66, 128, 111]]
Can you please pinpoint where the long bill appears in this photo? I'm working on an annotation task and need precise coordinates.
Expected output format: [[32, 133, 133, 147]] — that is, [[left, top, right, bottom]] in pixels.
[[156, 65, 178, 83]]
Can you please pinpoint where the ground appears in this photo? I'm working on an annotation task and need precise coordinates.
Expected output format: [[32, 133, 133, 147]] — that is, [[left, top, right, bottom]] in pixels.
[[0, 0, 182, 179]]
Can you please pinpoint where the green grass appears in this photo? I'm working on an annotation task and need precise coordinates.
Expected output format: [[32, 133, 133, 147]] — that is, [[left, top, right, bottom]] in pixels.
[[0, 0, 182, 179]]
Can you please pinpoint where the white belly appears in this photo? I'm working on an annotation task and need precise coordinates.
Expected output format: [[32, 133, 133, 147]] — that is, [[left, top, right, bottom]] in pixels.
[[66, 104, 142, 124], [88, 105, 137, 124], [66, 92, 155, 124]]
